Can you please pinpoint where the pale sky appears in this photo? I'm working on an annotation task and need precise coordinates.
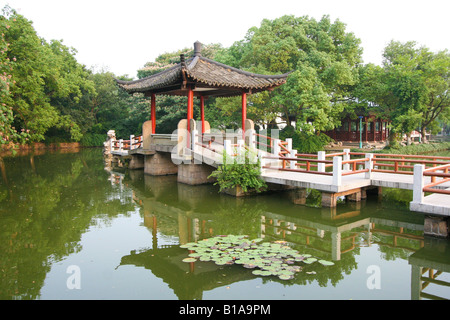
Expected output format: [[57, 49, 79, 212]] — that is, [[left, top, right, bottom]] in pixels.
[[4, 0, 450, 79]]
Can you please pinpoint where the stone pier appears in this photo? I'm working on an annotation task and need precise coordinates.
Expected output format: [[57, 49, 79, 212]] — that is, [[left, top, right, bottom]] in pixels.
[[321, 188, 363, 207], [144, 152, 178, 176], [129, 154, 144, 170], [177, 163, 216, 185], [424, 216, 449, 238]]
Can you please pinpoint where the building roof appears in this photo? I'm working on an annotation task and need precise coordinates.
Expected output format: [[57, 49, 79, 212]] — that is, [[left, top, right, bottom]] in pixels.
[[116, 42, 291, 97]]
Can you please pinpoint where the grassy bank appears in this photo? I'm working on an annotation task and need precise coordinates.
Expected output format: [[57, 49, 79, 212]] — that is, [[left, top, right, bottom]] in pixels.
[[1, 133, 106, 157], [351, 141, 450, 155]]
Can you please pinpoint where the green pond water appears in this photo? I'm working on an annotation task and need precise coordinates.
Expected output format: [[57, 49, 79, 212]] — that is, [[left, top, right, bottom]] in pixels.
[[0, 148, 449, 300]]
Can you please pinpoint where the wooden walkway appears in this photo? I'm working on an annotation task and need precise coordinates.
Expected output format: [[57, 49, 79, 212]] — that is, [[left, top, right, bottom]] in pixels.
[[106, 130, 450, 217]]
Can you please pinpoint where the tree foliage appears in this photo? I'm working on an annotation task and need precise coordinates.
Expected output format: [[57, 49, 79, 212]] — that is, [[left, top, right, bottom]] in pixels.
[[1, 6, 95, 144], [216, 15, 363, 132], [1, 9, 30, 149], [1, 5, 448, 150], [352, 41, 449, 142]]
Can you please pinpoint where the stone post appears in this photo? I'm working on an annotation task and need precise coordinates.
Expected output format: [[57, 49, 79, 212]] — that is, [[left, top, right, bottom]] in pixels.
[[191, 129, 198, 152], [412, 164, 425, 204], [258, 150, 267, 174], [192, 129, 201, 164], [273, 139, 280, 156], [365, 153, 373, 179], [332, 156, 342, 187], [130, 135, 135, 150], [285, 138, 292, 152], [290, 149, 297, 169], [244, 119, 255, 146], [176, 119, 188, 157], [343, 149, 350, 171], [317, 151, 326, 173], [142, 120, 153, 150]]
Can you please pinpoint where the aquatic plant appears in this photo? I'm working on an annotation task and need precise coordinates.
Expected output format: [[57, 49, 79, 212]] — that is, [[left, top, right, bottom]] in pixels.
[[181, 235, 334, 281], [208, 152, 267, 193]]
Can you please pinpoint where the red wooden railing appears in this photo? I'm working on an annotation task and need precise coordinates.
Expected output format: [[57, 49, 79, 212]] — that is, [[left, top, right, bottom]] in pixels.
[[111, 135, 143, 152], [346, 152, 450, 177], [253, 132, 274, 152], [422, 164, 450, 195]]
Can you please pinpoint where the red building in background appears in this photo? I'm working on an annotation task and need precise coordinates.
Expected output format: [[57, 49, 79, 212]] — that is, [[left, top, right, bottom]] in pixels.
[[324, 115, 389, 143]]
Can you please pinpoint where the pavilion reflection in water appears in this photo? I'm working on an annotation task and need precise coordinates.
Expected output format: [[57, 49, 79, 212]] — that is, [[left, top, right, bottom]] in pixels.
[[110, 169, 449, 300]]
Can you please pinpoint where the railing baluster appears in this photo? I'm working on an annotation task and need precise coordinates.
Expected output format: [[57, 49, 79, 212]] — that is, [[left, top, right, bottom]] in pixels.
[[332, 156, 342, 187], [412, 164, 425, 204]]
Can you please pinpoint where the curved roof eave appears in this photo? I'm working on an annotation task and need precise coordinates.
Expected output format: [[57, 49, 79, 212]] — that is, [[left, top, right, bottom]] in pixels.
[[115, 44, 292, 95]]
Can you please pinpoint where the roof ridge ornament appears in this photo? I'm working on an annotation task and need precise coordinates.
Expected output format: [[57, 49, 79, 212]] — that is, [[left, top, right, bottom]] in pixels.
[[180, 54, 186, 68], [193, 41, 202, 57]]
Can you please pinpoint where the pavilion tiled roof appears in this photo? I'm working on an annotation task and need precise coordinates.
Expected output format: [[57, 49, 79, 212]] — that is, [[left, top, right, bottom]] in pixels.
[[116, 42, 291, 97]]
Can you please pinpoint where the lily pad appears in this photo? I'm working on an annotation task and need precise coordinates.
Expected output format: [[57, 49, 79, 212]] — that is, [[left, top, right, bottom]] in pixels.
[[318, 259, 335, 266], [303, 257, 317, 264], [278, 274, 293, 280], [181, 235, 334, 281], [278, 270, 295, 276], [180, 242, 197, 249], [289, 265, 302, 272], [199, 255, 212, 262]]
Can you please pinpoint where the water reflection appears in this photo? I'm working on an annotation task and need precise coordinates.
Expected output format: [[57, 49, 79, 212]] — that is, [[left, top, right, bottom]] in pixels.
[[0, 149, 449, 300], [0, 149, 135, 299], [409, 237, 450, 300], [116, 166, 448, 300]]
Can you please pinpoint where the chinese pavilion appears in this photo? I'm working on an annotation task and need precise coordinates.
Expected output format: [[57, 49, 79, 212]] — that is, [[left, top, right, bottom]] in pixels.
[[116, 41, 291, 135]]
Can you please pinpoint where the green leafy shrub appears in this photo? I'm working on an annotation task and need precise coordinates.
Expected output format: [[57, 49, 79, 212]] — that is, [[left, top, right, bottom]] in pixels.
[[280, 126, 332, 154], [80, 133, 106, 147], [208, 151, 267, 193]]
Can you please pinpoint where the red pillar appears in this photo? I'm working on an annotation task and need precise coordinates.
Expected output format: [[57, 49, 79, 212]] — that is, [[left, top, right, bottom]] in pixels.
[[151, 94, 156, 134], [200, 96, 205, 134], [187, 88, 194, 133], [242, 92, 247, 134]]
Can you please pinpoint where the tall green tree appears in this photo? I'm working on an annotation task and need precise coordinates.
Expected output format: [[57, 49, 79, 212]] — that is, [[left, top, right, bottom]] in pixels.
[[352, 41, 449, 143], [0, 9, 30, 149], [217, 15, 363, 132], [75, 70, 147, 140], [44, 40, 96, 140], [2, 6, 95, 143]]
